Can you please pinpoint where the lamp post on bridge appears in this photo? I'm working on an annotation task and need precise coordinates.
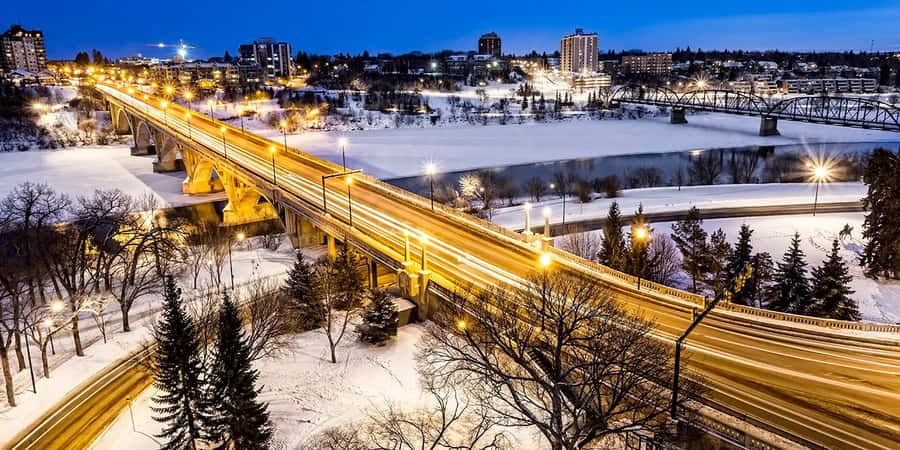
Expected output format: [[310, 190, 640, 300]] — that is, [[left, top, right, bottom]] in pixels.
[[207, 99, 215, 117], [238, 107, 246, 134], [160, 100, 169, 127], [808, 163, 831, 217], [269, 146, 278, 186], [338, 137, 348, 170], [185, 112, 192, 140], [425, 162, 436, 211], [220, 126, 228, 160], [183, 91, 193, 111], [321, 169, 363, 224], [280, 120, 289, 154], [632, 225, 649, 291]]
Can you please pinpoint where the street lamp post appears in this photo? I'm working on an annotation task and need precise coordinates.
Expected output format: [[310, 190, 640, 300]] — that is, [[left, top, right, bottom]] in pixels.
[[23, 329, 36, 393], [543, 207, 551, 237], [220, 126, 228, 160], [238, 107, 245, 134], [183, 91, 193, 111], [523, 202, 532, 233], [269, 146, 277, 186], [346, 175, 354, 228], [633, 225, 649, 291], [160, 100, 169, 127], [228, 232, 245, 291], [811, 165, 829, 216], [280, 120, 289, 154], [185, 112, 192, 140], [208, 99, 215, 117], [425, 163, 436, 210], [338, 137, 348, 170], [45, 319, 56, 355]]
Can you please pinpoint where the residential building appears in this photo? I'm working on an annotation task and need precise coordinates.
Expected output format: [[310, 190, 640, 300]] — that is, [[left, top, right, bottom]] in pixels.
[[621, 53, 672, 74], [149, 61, 262, 87], [560, 28, 598, 73], [1, 25, 47, 73], [478, 32, 501, 57], [569, 73, 611, 92], [779, 78, 877, 94], [728, 73, 778, 95], [238, 37, 293, 80]]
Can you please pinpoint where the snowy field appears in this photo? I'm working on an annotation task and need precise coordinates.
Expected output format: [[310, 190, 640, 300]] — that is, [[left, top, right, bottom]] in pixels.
[[0, 237, 301, 447], [0, 144, 225, 207], [93, 322, 546, 450], [577, 212, 899, 324], [243, 112, 898, 179], [492, 182, 867, 230]]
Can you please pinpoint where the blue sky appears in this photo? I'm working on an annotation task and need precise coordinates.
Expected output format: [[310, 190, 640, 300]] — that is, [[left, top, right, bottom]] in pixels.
[[6, 1, 900, 60]]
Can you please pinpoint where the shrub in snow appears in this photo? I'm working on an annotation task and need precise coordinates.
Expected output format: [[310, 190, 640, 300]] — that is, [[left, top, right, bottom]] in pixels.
[[357, 288, 398, 345]]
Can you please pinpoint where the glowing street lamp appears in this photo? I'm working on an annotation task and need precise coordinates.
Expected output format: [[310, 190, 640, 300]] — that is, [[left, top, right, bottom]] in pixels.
[[183, 91, 193, 111], [160, 100, 169, 126], [237, 107, 245, 133], [346, 175, 354, 228], [425, 162, 437, 210], [632, 225, 649, 290], [280, 120, 289, 154], [810, 164, 831, 216], [539, 253, 552, 268]]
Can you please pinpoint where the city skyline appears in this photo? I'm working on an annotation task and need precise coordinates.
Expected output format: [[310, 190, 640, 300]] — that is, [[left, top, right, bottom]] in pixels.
[[6, 1, 900, 60]]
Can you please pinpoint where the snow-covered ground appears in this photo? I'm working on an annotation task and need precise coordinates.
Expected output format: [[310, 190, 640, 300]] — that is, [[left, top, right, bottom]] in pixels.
[[0, 144, 225, 207], [492, 182, 867, 230], [0, 237, 301, 447], [93, 322, 546, 450]]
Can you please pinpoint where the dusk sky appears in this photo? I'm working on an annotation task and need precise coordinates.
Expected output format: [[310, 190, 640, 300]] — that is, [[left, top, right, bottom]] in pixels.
[[7, 0, 900, 60]]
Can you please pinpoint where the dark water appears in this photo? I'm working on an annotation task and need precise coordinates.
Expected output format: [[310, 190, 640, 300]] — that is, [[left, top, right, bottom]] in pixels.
[[385, 141, 900, 196]]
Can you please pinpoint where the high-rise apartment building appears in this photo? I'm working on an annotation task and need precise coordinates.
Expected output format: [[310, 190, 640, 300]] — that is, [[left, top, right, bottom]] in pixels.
[[1, 25, 47, 73], [560, 28, 598, 73], [238, 38, 293, 80], [621, 53, 673, 74], [478, 32, 501, 57]]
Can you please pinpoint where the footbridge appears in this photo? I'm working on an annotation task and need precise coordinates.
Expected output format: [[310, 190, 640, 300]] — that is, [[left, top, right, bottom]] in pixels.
[[612, 85, 900, 136], [99, 83, 900, 449]]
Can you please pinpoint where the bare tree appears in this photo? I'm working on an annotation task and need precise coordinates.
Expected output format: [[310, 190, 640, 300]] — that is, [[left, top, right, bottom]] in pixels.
[[524, 177, 548, 202], [689, 151, 723, 185], [420, 270, 703, 450], [647, 234, 682, 286], [22, 297, 101, 378], [241, 277, 294, 361], [729, 152, 759, 184], [557, 231, 601, 262], [317, 257, 363, 364]]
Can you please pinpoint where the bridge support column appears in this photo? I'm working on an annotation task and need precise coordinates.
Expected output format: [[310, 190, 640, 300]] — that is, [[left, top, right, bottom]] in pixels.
[[759, 116, 779, 136], [132, 119, 154, 156], [326, 234, 336, 261], [283, 210, 324, 249], [368, 259, 378, 289], [182, 149, 223, 194], [220, 171, 278, 226], [416, 270, 432, 318], [670, 107, 688, 124], [152, 134, 182, 173]]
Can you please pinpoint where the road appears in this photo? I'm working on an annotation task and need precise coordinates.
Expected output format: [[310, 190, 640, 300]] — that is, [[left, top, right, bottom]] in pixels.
[[64, 84, 900, 449]]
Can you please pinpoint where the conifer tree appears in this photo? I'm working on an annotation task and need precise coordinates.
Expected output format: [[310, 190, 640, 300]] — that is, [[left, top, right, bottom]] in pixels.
[[625, 205, 652, 279], [598, 202, 627, 271], [284, 252, 324, 330], [704, 228, 733, 297], [861, 148, 900, 279], [727, 224, 755, 305], [671, 206, 709, 293], [152, 276, 209, 450], [357, 288, 399, 345], [769, 233, 811, 313], [206, 292, 273, 449], [808, 240, 859, 320], [746, 252, 775, 308], [333, 245, 366, 310]]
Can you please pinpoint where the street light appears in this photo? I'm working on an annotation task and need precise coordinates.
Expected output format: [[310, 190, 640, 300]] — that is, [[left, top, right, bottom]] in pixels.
[[280, 120, 289, 154], [539, 253, 552, 268], [183, 91, 193, 111], [633, 225, 649, 290], [43, 319, 56, 355], [543, 207, 551, 237], [160, 100, 169, 126], [237, 107, 245, 134], [346, 175, 354, 228], [523, 202, 532, 234], [269, 146, 278, 186], [810, 164, 830, 216], [207, 99, 215, 117], [338, 137, 348, 170], [220, 126, 228, 159], [425, 162, 436, 210], [228, 232, 245, 291], [185, 112, 192, 140]]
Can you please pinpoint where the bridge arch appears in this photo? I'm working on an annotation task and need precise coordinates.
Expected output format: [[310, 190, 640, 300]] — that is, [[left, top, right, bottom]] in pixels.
[[677, 89, 771, 115], [112, 106, 132, 135], [132, 119, 155, 155], [767, 96, 900, 131], [612, 84, 682, 104]]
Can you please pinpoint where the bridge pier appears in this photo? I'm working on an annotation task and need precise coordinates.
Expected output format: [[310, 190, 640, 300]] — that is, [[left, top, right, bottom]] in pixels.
[[670, 107, 688, 124], [220, 171, 278, 226], [283, 210, 325, 249], [182, 149, 224, 194], [132, 120, 154, 155], [759, 116, 779, 136], [152, 134, 182, 173]]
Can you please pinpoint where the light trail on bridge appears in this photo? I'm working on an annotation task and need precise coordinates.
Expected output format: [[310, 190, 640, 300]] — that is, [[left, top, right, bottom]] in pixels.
[[97, 83, 900, 449]]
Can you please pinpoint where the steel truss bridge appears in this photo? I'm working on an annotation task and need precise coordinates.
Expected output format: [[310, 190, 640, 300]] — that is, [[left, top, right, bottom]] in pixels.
[[612, 85, 900, 134]]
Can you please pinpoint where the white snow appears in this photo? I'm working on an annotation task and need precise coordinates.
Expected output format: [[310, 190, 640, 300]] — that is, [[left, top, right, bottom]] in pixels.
[[0, 144, 226, 207], [0, 237, 302, 446], [492, 182, 867, 230]]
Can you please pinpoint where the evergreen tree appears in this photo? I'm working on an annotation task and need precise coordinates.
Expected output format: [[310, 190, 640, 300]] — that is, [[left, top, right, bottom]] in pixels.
[[704, 229, 733, 297], [624, 205, 652, 279], [333, 245, 366, 310], [746, 252, 775, 308], [598, 202, 627, 271], [671, 207, 709, 293], [152, 277, 209, 450], [206, 293, 273, 449], [769, 233, 811, 313], [807, 240, 859, 320], [357, 288, 398, 345], [727, 224, 754, 304], [284, 252, 324, 330], [861, 148, 900, 279]]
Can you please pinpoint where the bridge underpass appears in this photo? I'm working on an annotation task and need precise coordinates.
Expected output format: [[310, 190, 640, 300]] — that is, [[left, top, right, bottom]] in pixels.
[[98, 83, 900, 450], [611, 86, 900, 136]]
